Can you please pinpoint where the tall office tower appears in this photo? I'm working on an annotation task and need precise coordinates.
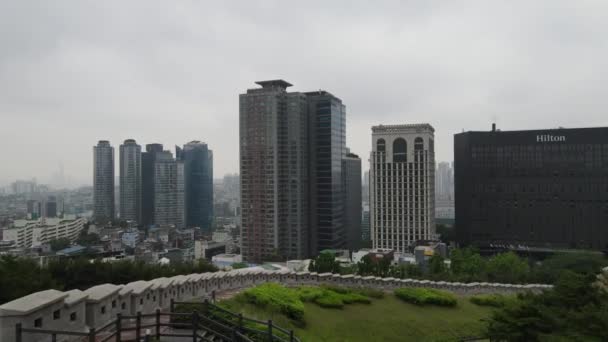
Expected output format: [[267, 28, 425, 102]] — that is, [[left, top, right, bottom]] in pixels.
[[435, 161, 454, 201], [306, 91, 347, 254], [119, 139, 142, 224], [154, 151, 185, 228], [45, 196, 57, 218], [141, 143, 163, 227], [370, 124, 436, 253], [239, 80, 309, 263], [455, 125, 608, 250], [180, 141, 214, 233], [361, 205, 370, 243], [343, 152, 362, 250], [93, 140, 115, 224]]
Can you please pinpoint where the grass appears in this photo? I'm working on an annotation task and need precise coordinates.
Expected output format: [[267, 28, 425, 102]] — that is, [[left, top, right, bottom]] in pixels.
[[394, 287, 458, 307], [220, 290, 492, 342]]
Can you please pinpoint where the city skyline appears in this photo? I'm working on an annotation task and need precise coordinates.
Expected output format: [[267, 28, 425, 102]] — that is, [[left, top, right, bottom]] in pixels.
[[3, 2, 608, 185]]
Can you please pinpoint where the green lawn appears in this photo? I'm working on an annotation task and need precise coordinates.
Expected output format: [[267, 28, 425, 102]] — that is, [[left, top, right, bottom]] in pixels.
[[220, 293, 493, 342]]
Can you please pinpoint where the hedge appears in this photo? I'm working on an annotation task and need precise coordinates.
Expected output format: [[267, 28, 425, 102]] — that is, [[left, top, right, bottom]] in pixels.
[[394, 287, 457, 307], [240, 283, 305, 321], [469, 294, 511, 307]]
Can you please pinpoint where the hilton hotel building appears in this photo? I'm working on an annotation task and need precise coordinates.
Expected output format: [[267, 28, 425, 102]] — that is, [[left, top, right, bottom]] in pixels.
[[455, 125, 608, 251], [369, 124, 436, 253]]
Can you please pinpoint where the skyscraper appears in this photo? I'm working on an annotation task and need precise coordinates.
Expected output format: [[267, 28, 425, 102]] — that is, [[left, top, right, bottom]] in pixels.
[[435, 161, 454, 201], [240, 80, 310, 262], [153, 151, 185, 228], [180, 141, 214, 233], [141, 143, 163, 228], [306, 91, 347, 253], [370, 124, 436, 253], [343, 152, 362, 250], [119, 139, 142, 224], [93, 140, 115, 223]]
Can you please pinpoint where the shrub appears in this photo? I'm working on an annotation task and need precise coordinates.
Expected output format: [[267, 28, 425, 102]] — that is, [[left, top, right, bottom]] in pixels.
[[341, 293, 372, 304], [394, 287, 457, 307], [353, 287, 385, 299], [469, 294, 511, 307], [297, 286, 325, 302], [315, 291, 345, 309], [240, 283, 305, 321]]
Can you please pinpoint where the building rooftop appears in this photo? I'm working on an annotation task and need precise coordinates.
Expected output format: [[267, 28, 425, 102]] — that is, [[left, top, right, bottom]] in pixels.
[[0, 289, 67, 316], [255, 80, 293, 89], [56, 245, 86, 256], [64, 289, 88, 307], [372, 124, 435, 134]]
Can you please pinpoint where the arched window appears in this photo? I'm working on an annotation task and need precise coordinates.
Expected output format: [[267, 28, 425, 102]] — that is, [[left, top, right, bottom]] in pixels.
[[414, 137, 424, 150], [377, 139, 386, 152], [393, 138, 407, 162]]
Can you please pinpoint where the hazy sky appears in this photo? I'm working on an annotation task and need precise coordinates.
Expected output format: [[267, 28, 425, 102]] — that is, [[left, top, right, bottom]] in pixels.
[[1, 1, 607, 186]]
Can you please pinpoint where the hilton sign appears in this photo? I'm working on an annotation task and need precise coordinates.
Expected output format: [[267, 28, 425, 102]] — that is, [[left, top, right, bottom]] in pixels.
[[536, 134, 566, 142]]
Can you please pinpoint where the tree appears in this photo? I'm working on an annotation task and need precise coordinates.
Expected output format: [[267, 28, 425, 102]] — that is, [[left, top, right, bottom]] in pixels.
[[309, 252, 340, 273], [531, 252, 608, 284], [357, 254, 391, 277], [76, 233, 101, 246], [49, 238, 71, 251], [450, 247, 487, 282], [486, 252, 529, 284], [487, 271, 608, 341], [428, 254, 446, 277]]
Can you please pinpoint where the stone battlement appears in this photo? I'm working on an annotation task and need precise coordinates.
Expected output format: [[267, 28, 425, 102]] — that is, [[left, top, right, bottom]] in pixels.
[[0, 269, 552, 341]]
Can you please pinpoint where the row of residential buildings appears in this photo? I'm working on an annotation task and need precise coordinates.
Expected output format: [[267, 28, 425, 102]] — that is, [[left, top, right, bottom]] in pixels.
[[93, 140, 214, 233]]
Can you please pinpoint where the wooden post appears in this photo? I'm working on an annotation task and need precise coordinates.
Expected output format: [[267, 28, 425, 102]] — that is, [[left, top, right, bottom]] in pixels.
[[52, 333, 57, 342], [88, 327, 96, 342], [15, 323, 22, 342], [116, 313, 122, 342], [170, 298, 175, 313], [136, 312, 142, 342], [156, 308, 161, 339], [212, 290, 216, 303], [290, 330, 295, 342], [192, 311, 199, 342], [238, 313, 243, 332], [267, 320, 273, 342], [203, 298, 209, 317]]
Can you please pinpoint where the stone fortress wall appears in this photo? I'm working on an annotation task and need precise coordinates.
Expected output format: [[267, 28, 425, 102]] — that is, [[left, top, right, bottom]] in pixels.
[[0, 269, 552, 341]]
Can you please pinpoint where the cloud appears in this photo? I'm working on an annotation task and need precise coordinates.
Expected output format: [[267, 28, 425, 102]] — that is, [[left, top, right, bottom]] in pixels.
[[1, 1, 607, 186]]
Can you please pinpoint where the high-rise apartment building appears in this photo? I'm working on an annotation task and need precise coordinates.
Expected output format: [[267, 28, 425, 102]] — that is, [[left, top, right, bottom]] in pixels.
[[307, 91, 347, 253], [240, 80, 310, 262], [435, 162, 454, 201], [119, 139, 142, 224], [343, 152, 362, 250], [154, 151, 185, 228], [141, 143, 163, 228], [179, 141, 214, 233], [370, 124, 436, 253], [93, 140, 115, 223]]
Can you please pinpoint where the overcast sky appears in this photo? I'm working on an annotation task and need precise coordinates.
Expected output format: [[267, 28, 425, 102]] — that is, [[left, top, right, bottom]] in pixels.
[[1, 1, 607, 187]]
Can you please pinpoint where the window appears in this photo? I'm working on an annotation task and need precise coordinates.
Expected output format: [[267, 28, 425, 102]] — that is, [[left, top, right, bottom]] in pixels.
[[377, 139, 386, 152], [414, 137, 424, 150], [34, 318, 43, 327], [153, 296, 156, 302], [146, 293, 150, 300], [393, 138, 407, 162], [70, 312, 77, 321], [140, 298, 144, 305], [101, 306, 106, 314], [121, 302, 126, 310], [112, 300, 116, 308], [53, 310, 61, 320]]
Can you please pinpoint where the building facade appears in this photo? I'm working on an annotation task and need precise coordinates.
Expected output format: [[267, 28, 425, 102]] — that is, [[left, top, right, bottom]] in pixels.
[[2, 216, 86, 248], [119, 139, 142, 224], [141, 143, 164, 228], [179, 141, 214, 233], [370, 124, 436, 253], [343, 152, 362, 250], [153, 151, 185, 228], [455, 126, 608, 251], [93, 140, 115, 224], [240, 80, 310, 262], [307, 91, 347, 253]]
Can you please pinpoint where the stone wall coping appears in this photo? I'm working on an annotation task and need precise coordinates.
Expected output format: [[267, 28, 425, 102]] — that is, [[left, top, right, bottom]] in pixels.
[[0, 290, 67, 316], [84, 284, 122, 303], [64, 289, 88, 308], [121, 280, 153, 295]]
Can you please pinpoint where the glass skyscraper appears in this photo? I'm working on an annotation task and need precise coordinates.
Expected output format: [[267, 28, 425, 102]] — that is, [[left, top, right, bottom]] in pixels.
[[180, 141, 214, 233]]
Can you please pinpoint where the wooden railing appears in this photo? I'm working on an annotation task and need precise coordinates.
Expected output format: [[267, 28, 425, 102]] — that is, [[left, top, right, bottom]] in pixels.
[[171, 299, 300, 342], [16, 308, 255, 342]]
